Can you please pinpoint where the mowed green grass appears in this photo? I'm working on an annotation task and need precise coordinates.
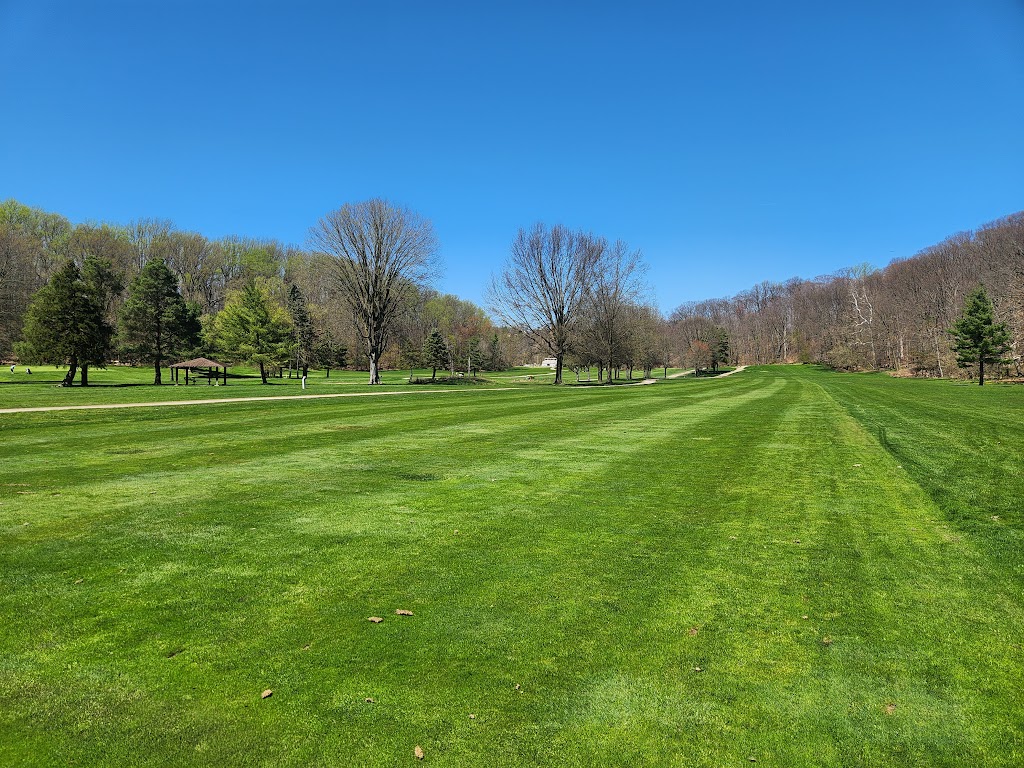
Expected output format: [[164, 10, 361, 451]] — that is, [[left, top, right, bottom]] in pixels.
[[0, 367, 1021, 766], [0, 365, 562, 410]]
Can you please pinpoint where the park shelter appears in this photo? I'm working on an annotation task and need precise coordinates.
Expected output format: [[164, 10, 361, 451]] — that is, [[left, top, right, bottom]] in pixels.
[[170, 357, 228, 385]]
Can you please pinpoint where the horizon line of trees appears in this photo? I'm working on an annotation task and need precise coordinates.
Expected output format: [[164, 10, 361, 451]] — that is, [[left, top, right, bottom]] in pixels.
[[0, 198, 531, 385], [4, 197, 1020, 385]]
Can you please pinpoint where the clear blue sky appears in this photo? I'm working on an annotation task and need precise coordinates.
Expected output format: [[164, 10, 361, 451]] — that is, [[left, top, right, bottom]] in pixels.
[[2, 1, 1022, 313]]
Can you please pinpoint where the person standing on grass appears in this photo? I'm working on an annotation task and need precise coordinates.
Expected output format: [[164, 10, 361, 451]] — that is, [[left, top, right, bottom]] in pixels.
[[9, 364, 14, 373]]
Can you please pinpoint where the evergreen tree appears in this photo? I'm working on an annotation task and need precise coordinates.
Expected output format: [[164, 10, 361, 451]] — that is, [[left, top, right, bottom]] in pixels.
[[949, 286, 1011, 386], [286, 284, 315, 377], [713, 328, 730, 372], [118, 258, 200, 384], [16, 258, 118, 386], [215, 281, 293, 384], [424, 328, 448, 381]]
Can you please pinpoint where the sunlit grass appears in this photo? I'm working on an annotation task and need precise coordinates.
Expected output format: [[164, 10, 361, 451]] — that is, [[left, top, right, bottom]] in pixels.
[[0, 366, 1020, 766]]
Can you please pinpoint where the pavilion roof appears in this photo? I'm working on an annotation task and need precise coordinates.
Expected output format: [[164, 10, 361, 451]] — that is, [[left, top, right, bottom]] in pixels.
[[170, 357, 227, 369]]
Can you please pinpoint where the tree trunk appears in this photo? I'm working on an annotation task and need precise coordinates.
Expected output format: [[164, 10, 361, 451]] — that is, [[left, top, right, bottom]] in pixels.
[[154, 358, 162, 385], [979, 359, 985, 386], [259, 361, 268, 384], [431, 366, 436, 381], [302, 365, 308, 378], [369, 355, 380, 385], [62, 355, 78, 387], [554, 354, 564, 385], [80, 364, 89, 387]]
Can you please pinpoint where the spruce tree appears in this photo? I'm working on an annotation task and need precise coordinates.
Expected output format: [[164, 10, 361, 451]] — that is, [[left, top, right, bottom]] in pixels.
[[949, 286, 1011, 386], [118, 258, 200, 384], [424, 328, 448, 381], [17, 258, 117, 386], [286, 284, 315, 377]]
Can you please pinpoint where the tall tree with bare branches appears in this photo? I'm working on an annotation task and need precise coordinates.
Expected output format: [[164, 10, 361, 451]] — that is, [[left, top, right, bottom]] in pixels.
[[310, 199, 439, 384], [488, 223, 601, 384]]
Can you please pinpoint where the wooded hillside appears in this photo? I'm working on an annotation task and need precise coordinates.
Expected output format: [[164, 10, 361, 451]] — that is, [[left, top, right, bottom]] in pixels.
[[671, 212, 1024, 376]]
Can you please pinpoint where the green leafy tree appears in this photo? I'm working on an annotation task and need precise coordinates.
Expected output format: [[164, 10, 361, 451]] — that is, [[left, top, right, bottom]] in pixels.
[[286, 283, 315, 377], [949, 286, 1011, 386], [423, 328, 448, 381], [215, 281, 293, 384], [118, 258, 201, 384], [16, 257, 119, 386]]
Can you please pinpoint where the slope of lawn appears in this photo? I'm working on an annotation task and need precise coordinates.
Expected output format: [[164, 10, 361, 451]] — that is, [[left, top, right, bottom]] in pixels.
[[0, 366, 1021, 766]]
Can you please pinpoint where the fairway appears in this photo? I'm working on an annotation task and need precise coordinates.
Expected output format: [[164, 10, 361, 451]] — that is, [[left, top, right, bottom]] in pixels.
[[1, 367, 1021, 766]]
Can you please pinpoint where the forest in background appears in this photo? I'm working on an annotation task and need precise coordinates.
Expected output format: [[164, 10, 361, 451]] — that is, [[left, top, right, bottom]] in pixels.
[[1, 197, 1022, 380], [672, 212, 1024, 377]]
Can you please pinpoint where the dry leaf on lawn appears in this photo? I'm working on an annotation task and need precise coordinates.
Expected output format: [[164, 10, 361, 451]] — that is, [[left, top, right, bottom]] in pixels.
[[395, 609, 414, 616], [368, 616, 384, 623], [414, 745, 424, 759], [261, 689, 273, 699]]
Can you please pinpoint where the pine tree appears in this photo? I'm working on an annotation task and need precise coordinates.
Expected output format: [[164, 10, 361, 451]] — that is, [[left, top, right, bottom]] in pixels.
[[118, 258, 200, 384], [713, 328, 730, 372], [949, 286, 1011, 386], [17, 258, 118, 386], [286, 284, 315, 377], [424, 328, 448, 381], [215, 281, 293, 384]]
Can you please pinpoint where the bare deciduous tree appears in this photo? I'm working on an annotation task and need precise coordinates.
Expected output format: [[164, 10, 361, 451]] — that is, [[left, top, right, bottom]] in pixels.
[[310, 199, 439, 384], [488, 223, 601, 384]]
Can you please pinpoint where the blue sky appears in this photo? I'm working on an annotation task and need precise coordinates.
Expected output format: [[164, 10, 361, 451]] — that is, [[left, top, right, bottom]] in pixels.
[[2, 1, 1022, 313]]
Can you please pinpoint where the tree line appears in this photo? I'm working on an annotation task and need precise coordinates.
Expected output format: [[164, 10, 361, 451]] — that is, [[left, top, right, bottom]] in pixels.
[[0, 198, 527, 385], [670, 212, 1024, 381], [6, 195, 1015, 386]]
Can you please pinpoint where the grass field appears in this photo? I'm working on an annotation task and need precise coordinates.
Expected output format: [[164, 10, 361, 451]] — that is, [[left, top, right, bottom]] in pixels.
[[1, 366, 1021, 766]]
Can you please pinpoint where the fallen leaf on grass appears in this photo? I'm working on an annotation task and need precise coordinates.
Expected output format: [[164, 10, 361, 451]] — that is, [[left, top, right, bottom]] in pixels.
[[793, 539, 801, 544], [802, 615, 809, 620], [693, 666, 702, 672], [852, 463, 862, 467], [469, 713, 476, 719], [822, 636, 833, 646], [368, 617, 384, 623], [885, 703, 896, 715], [687, 627, 699, 637], [261, 690, 273, 699], [514, 684, 521, 691], [414, 745, 424, 760], [364, 697, 375, 704], [302, 643, 311, 650], [395, 609, 414, 616], [74, 579, 84, 584]]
